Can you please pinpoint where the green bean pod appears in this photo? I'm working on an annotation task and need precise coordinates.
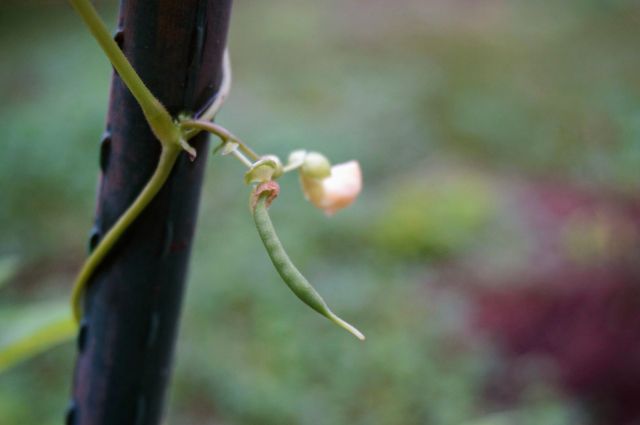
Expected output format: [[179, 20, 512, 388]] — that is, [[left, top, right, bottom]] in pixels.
[[252, 190, 365, 340]]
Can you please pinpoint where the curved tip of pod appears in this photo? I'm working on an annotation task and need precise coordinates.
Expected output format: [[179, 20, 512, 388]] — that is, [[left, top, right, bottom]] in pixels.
[[328, 312, 365, 341]]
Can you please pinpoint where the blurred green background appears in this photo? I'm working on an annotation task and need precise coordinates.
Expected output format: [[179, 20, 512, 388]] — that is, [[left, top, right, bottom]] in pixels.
[[2, 0, 640, 424]]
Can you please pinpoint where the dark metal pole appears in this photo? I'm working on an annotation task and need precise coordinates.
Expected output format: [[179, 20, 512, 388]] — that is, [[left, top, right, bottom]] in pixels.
[[68, 1, 232, 424]]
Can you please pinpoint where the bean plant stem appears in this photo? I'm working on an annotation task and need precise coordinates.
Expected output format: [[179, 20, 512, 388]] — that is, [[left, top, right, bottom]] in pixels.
[[231, 150, 254, 168], [68, 0, 178, 147], [181, 119, 260, 161]]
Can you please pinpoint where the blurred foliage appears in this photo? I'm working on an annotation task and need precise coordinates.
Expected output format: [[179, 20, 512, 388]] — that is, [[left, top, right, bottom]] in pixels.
[[2, 0, 639, 423], [373, 169, 496, 260], [0, 299, 74, 374], [0, 257, 19, 289]]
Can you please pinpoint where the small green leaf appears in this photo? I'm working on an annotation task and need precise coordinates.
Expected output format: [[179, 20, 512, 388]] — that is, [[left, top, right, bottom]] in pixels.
[[221, 141, 239, 156], [211, 140, 225, 156]]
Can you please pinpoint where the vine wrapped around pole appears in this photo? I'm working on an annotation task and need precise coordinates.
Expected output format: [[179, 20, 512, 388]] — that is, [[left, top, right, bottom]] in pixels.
[[68, 1, 233, 424]]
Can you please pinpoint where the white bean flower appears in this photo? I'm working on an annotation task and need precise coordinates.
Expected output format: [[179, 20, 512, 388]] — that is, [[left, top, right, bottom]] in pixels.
[[294, 151, 362, 216]]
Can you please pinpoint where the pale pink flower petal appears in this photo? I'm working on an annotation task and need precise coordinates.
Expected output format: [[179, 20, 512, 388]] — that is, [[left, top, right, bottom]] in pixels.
[[301, 161, 362, 216]]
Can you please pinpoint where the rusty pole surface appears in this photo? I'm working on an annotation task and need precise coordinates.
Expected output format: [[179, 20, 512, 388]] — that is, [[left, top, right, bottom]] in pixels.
[[68, 1, 232, 424]]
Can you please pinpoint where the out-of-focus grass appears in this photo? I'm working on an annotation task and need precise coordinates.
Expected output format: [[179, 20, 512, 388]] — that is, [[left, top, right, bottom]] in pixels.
[[2, 0, 639, 423]]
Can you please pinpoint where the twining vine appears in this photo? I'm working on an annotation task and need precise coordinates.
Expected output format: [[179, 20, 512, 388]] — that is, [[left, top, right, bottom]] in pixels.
[[68, 0, 365, 339]]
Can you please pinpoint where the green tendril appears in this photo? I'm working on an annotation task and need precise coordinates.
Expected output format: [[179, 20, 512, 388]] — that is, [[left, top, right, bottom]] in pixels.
[[252, 188, 365, 340], [70, 146, 181, 323], [67, 0, 232, 324]]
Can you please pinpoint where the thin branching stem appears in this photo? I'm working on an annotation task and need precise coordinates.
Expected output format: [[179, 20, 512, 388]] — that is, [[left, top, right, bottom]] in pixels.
[[181, 119, 260, 161]]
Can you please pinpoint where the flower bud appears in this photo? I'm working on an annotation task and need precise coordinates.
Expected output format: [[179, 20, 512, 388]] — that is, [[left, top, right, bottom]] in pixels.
[[287, 150, 307, 169], [301, 151, 331, 179]]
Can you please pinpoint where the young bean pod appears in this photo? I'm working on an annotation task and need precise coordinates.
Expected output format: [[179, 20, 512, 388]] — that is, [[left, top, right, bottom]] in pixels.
[[252, 187, 365, 340]]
